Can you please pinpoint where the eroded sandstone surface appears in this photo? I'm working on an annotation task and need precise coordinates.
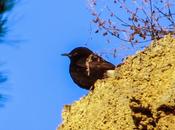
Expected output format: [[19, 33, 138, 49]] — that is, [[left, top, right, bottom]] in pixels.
[[58, 35, 175, 130]]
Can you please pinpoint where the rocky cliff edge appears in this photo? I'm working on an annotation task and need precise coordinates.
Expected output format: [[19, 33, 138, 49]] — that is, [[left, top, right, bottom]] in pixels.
[[58, 35, 175, 130]]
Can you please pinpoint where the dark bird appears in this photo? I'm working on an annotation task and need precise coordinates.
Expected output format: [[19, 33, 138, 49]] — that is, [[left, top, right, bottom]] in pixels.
[[62, 47, 115, 90]]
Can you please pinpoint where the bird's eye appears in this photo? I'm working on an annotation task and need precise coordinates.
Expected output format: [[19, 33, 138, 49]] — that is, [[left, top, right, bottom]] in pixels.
[[72, 52, 78, 56]]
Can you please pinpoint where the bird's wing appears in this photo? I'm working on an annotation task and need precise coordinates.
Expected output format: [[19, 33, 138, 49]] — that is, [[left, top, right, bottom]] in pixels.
[[76, 54, 115, 71], [89, 54, 115, 70]]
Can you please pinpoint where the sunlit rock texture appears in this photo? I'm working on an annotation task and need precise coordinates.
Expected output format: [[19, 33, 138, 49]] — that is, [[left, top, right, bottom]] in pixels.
[[58, 35, 175, 130]]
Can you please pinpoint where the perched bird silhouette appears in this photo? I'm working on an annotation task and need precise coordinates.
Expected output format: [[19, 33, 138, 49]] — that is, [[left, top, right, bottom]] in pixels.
[[62, 47, 115, 90]]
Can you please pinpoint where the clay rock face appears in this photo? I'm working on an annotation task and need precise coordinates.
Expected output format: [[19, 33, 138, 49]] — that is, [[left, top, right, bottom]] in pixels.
[[58, 35, 175, 130]]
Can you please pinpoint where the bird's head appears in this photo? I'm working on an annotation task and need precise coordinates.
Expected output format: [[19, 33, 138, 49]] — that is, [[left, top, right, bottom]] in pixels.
[[61, 47, 93, 61]]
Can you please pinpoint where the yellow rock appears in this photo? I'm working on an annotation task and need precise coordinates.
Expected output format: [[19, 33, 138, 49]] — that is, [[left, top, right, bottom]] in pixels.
[[58, 35, 175, 130]]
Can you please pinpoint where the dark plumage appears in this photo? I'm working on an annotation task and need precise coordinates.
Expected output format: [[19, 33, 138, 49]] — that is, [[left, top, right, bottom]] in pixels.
[[62, 47, 115, 90]]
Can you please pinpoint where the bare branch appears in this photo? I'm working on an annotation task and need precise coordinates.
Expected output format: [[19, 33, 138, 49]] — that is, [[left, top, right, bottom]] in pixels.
[[88, 0, 175, 45]]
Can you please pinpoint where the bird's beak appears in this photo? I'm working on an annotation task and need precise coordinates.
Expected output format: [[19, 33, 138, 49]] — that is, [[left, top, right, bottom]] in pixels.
[[61, 53, 71, 57]]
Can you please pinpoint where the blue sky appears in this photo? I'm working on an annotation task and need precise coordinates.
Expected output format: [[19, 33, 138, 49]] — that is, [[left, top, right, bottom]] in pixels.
[[0, 0, 99, 130], [0, 0, 143, 130]]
